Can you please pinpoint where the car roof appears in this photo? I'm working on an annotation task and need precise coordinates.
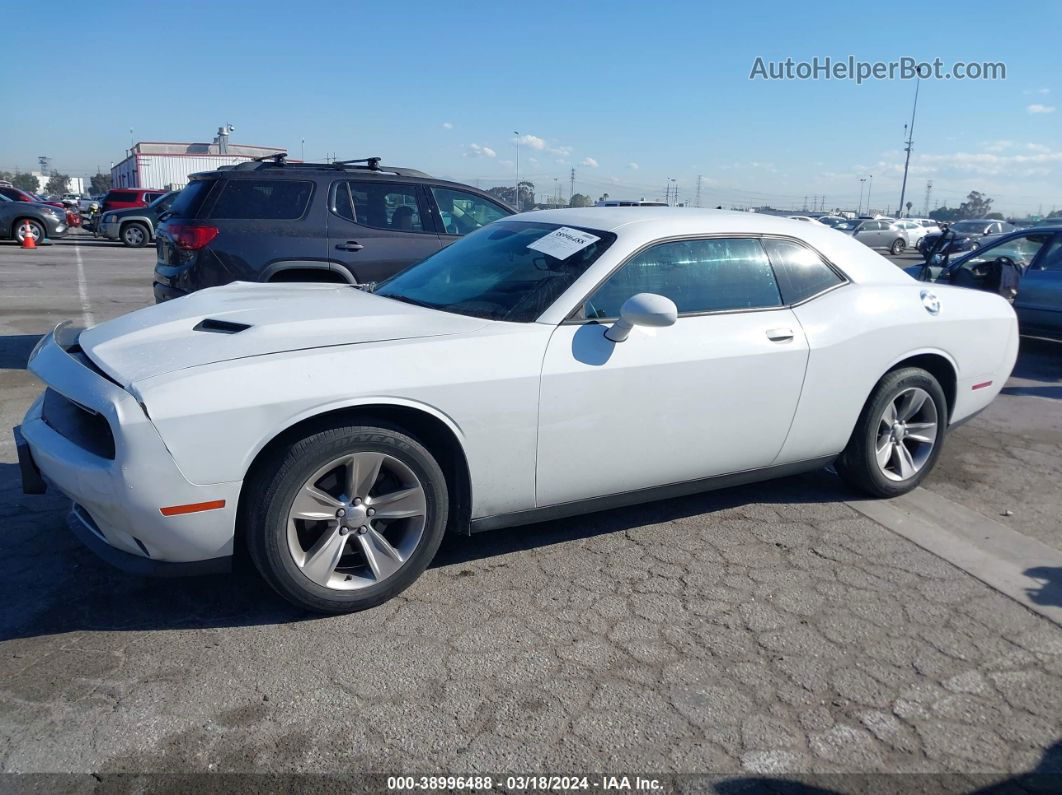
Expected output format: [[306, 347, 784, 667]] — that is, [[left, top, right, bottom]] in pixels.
[[516, 207, 913, 286]]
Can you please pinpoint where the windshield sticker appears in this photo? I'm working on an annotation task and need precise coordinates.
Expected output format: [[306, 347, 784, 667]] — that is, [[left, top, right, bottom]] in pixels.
[[527, 227, 601, 259]]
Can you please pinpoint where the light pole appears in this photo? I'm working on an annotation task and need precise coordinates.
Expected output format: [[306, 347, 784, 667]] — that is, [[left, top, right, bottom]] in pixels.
[[898, 78, 920, 219], [858, 178, 866, 215], [670, 178, 678, 206], [513, 131, 520, 211], [866, 174, 874, 215]]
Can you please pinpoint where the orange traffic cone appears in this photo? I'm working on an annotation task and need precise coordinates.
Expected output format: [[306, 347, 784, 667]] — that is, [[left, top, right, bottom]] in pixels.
[[20, 221, 37, 250]]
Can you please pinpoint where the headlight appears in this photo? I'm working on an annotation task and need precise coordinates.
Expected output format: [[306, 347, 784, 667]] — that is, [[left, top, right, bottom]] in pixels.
[[41, 207, 60, 218]]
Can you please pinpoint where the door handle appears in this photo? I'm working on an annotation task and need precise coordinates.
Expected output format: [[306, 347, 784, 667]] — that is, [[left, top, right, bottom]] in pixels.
[[766, 328, 794, 342], [336, 241, 364, 252]]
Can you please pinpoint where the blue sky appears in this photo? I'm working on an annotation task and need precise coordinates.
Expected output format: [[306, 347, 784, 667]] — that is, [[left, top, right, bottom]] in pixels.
[[3, 0, 1060, 215]]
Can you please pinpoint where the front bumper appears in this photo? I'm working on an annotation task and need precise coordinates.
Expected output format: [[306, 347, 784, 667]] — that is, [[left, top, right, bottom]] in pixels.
[[98, 219, 120, 240], [18, 327, 239, 574]]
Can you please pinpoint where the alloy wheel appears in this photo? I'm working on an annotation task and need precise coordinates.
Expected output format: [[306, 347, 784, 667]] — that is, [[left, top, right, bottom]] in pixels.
[[286, 451, 427, 590], [874, 387, 939, 482]]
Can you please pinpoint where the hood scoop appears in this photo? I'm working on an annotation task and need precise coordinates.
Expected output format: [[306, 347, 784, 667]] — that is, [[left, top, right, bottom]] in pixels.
[[193, 318, 251, 334]]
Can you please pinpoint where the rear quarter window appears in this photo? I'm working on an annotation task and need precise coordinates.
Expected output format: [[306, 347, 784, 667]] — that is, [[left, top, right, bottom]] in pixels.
[[167, 180, 216, 218], [762, 238, 845, 304], [208, 179, 314, 220]]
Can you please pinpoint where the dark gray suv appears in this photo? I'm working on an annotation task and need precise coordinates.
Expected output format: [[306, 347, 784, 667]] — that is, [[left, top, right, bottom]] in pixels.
[[153, 157, 513, 302]]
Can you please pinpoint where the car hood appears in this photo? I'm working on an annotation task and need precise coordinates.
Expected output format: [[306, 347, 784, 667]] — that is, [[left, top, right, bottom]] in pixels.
[[78, 282, 490, 387]]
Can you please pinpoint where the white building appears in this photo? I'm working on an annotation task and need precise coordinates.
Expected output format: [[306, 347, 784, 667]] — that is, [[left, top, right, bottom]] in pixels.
[[29, 173, 86, 195], [110, 136, 287, 191]]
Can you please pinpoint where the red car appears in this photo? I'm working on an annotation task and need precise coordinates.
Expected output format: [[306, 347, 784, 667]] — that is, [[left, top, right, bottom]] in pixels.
[[102, 188, 168, 213], [0, 186, 65, 210]]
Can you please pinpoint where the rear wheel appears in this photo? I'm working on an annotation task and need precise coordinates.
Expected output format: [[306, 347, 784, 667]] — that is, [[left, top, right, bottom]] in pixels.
[[836, 367, 946, 498], [121, 222, 149, 248], [889, 238, 906, 255], [246, 422, 449, 613], [13, 218, 44, 243]]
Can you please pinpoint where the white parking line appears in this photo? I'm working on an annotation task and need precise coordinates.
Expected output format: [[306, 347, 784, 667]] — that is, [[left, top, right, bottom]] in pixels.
[[849, 488, 1062, 627], [73, 242, 96, 327]]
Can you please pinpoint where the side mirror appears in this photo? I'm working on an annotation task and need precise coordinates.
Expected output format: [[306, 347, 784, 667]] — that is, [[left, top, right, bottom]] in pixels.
[[604, 293, 678, 342]]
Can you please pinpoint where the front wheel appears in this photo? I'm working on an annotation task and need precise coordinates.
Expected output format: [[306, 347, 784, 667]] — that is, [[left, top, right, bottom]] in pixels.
[[121, 222, 149, 247], [889, 238, 906, 255], [835, 367, 947, 498], [246, 422, 449, 613], [14, 218, 44, 243]]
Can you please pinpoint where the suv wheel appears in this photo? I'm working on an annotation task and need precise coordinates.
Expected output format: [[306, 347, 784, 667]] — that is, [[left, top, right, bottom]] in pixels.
[[121, 222, 149, 248], [246, 422, 449, 613]]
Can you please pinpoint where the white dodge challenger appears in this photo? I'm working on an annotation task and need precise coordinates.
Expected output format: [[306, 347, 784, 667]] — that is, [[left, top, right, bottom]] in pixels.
[[15, 209, 1018, 612]]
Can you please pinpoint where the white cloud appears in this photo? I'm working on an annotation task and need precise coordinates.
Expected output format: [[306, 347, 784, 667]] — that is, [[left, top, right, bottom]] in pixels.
[[441, 122, 453, 130], [1024, 88, 1051, 95], [518, 134, 546, 150], [582, 157, 599, 168], [527, 156, 539, 165], [1027, 104, 1056, 114], [628, 162, 639, 170], [464, 143, 496, 158], [548, 145, 573, 157]]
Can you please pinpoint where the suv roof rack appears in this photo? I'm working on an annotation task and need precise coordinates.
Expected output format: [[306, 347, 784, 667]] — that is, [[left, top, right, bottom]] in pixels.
[[222, 156, 430, 178]]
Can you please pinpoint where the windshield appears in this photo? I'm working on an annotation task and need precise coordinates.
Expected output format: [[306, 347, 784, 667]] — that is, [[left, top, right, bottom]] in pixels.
[[375, 221, 617, 322], [836, 220, 860, 231], [149, 191, 175, 209], [951, 221, 985, 234]]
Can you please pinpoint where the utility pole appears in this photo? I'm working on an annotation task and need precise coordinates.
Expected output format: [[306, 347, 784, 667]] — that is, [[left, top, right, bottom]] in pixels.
[[858, 178, 866, 215], [695, 175, 703, 208], [664, 179, 670, 205], [866, 175, 874, 214], [513, 131, 520, 211], [923, 181, 933, 217], [569, 167, 575, 204], [897, 78, 920, 219]]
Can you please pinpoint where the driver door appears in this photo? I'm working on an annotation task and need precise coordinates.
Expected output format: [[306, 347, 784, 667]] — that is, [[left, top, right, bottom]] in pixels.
[[536, 237, 809, 507]]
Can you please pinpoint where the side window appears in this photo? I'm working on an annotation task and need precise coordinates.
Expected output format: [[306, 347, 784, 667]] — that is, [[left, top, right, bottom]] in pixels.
[[762, 238, 845, 304], [584, 238, 782, 319], [339, 181, 427, 232], [209, 180, 313, 220], [431, 187, 510, 236], [962, 234, 1051, 270], [1039, 238, 1062, 271]]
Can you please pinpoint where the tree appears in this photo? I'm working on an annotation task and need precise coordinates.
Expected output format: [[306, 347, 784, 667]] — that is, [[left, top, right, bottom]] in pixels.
[[3, 171, 40, 193], [485, 180, 536, 211], [90, 171, 112, 195], [957, 190, 993, 220], [45, 172, 70, 196], [569, 193, 593, 208]]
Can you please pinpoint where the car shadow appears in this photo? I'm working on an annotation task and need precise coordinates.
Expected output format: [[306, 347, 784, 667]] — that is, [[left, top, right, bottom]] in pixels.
[[711, 740, 1062, 792], [433, 468, 851, 567], [0, 465, 853, 641], [0, 334, 41, 370], [1011, 336, 1062, 384]]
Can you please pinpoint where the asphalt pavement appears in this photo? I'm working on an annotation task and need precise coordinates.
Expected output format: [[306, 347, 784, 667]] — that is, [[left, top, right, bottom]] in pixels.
[[1, 232, 1060, 781]]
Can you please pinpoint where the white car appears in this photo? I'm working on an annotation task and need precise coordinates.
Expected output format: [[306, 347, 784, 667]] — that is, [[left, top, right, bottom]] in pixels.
[[894, 219, 931, 248], [15, 209, 1018, 613], [787, 215, 826, 224]]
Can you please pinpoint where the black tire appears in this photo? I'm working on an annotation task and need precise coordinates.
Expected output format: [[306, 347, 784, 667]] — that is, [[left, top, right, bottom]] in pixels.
[[245, 422, 449, 613], [121, 222, 150, 248], [13, 218, 44, 243], [835, 367, 947, 498], [889, 238, 906, 255]]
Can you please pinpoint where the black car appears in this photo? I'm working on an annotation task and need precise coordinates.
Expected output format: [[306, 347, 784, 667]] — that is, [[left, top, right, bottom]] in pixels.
[[918, 219, 1015, 256], [153, 157, 514, 302], [0, 194, 69, 243], [97, 190, 179, 247]]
